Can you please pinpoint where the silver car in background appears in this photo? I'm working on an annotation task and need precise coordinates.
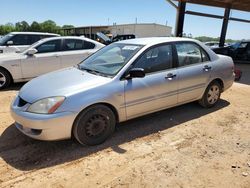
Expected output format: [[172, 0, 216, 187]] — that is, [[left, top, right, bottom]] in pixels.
[[11, 37, 235, 146]]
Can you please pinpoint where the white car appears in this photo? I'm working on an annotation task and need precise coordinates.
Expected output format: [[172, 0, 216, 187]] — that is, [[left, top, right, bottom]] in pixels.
[[0, 32, 60, 53], [0, 36, 105, 89]]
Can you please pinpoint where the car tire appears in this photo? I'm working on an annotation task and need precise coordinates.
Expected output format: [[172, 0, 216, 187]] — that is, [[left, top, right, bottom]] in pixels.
[[73, 104, 116, 146], [199, 81, 222, 108], [0, 68, 11, 89]]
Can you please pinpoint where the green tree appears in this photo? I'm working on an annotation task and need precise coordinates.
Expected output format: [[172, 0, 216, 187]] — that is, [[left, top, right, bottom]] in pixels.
[[15, 21, 30, 31], [62, 25, 74, 29], [30, 21, 41, 32], [40, 20, 61, 33], [0, 23, 15, 35]]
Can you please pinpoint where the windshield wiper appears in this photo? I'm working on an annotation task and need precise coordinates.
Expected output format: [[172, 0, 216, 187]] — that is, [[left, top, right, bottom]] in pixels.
[[79, 66, 111, 77]]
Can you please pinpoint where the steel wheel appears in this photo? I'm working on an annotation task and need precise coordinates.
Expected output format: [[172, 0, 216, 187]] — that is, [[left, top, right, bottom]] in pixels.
[[85, 114, 108, 138], [73, 104, 116, 146]]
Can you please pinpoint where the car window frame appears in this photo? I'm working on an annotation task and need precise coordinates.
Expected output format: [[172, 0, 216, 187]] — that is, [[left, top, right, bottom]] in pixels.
[[62, 39, 96, 51], [8, 34, 30, 46], [124, 42, 177, 77], [173, 41, 211, 68], [35, 39, 63, 54]]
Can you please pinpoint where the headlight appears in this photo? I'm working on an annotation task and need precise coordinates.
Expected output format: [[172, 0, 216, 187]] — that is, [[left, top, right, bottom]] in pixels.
[[27, 97, 65, 114]]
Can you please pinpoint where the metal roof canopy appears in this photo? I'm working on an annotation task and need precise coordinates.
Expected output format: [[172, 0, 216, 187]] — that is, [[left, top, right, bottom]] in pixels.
[[166, 0, 250, 46]]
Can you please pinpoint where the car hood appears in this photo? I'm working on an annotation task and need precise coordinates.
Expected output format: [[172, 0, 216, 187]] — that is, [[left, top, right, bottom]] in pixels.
[[19, 67, 111, 103]]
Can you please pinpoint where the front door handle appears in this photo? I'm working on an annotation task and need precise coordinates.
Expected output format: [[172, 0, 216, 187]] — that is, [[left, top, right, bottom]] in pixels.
[[165, 73, 177, 80], [203, 65, 212, 71]]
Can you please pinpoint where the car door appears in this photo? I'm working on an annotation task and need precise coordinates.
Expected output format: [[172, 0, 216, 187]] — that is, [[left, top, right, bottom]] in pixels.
[[60, 39, 96, 68], [6, 34, 30, 52], [33, 39, 62, 76], [175, 42, 211, 104], [124, 43, 178, 119]]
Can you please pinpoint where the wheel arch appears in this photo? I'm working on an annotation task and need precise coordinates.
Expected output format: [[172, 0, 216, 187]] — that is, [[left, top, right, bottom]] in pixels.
[[210, 78, 224, 91], [0, 66, 13, 83], [71, 102, 120, 137]]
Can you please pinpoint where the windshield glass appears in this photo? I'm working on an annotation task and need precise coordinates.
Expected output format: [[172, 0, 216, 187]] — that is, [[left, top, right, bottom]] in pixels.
[[79, 43, 143, 76], [0, 34, 13, 46]]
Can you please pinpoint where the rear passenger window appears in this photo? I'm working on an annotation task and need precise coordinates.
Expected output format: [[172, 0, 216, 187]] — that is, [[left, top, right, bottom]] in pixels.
[[30, 35, 42, 44], [83, 41, 95, 49], [201, 49, 210, 62], [63, 39, 95, 51], [64, 39, 84, 51], [176, 43, 209, 66], [133, 44, 173, 74]]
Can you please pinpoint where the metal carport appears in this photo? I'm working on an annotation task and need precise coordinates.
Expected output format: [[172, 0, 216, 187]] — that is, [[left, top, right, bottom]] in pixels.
[[166, 0, 250, 46]]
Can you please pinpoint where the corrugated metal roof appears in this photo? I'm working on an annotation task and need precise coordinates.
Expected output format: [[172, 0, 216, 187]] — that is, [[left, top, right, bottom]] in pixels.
[[174, 0, 250, 12]]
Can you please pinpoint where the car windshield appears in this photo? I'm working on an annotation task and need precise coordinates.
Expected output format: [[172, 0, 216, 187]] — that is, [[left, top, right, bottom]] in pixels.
[[78, 43, 143, 77], [0, 34, 13, 45]]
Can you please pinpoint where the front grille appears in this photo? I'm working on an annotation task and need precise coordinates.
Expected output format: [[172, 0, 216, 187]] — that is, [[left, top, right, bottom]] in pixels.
[[18, 97, 28, 107]]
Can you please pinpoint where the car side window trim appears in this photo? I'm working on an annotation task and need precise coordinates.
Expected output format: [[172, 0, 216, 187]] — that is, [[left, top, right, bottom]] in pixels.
[[124, 42, 176, 77], [35, 39, 63, 54], [173, 41, 211, 68]]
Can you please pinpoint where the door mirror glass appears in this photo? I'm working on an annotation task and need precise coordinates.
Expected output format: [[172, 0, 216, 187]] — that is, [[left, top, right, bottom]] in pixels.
[[126, 68, 145, 79], [6, 41, 13, 45], [26, 48, 38, 55]]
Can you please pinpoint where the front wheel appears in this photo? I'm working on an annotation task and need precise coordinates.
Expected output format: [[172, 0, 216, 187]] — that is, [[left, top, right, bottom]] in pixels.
[[199, 81, 222, 108], [0, 68, 11, 89], [73, 105, 116, 146]]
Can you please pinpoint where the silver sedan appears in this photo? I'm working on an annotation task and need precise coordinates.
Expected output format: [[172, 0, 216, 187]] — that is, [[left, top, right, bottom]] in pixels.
[[11, 37, 235, 145]]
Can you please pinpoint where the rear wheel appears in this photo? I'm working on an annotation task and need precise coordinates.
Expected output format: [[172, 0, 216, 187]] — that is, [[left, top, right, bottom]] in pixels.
[[199, 81, 222, 108], [73, 105, 116, 146], [0, 68, 11, 89]]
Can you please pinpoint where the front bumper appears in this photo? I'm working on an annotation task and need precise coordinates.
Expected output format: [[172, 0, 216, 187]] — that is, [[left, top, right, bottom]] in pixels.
[[11, 101, 77, 141]]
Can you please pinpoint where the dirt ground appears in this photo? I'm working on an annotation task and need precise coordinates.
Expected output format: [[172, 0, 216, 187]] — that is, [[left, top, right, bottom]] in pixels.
[[0, 64, 250, 188]]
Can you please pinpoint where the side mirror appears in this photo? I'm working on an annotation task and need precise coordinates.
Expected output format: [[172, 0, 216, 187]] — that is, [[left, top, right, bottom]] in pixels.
[[26, 48, 38, 56], [6, 41, 13, 46], [126, 68, 145, 79]]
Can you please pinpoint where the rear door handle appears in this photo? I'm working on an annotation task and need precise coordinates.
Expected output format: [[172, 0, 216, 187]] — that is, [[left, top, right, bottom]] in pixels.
[[165, 73, 176, 80], [203, 65, 212, 71]]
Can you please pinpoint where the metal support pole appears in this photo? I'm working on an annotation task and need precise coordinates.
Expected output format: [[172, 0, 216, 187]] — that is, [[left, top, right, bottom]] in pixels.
[[175, 1, 186, 37], [219, 8, 231, 47]]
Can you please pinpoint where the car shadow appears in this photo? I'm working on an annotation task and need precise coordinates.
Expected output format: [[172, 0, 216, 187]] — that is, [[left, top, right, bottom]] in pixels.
[[0, 99, 230, 171]]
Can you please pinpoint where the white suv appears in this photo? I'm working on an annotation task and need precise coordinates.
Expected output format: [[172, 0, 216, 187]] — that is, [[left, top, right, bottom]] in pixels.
[[0, 32, 60, 53]]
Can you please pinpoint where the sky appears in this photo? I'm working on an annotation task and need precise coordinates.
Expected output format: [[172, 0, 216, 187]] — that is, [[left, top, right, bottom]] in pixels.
[[0, 0, 249, 40]]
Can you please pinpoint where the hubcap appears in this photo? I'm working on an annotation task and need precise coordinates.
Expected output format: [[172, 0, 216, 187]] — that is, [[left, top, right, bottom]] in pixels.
[[207, 85, 220, 104], [0, 72, 6, 87], [85, 114, 107, 137]]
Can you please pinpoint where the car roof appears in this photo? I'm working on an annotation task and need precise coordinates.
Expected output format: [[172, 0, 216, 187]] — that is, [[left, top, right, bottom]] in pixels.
[[116, 37, 219, 62], [40, 36, 97, 42], [116, 37, 199, 46], [9, 32, 59, 36]]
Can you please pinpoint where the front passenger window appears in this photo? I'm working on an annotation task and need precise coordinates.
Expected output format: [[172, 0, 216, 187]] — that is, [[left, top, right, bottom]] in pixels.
[[133, 44, 173, 74], [36, 40, 61, 53]]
